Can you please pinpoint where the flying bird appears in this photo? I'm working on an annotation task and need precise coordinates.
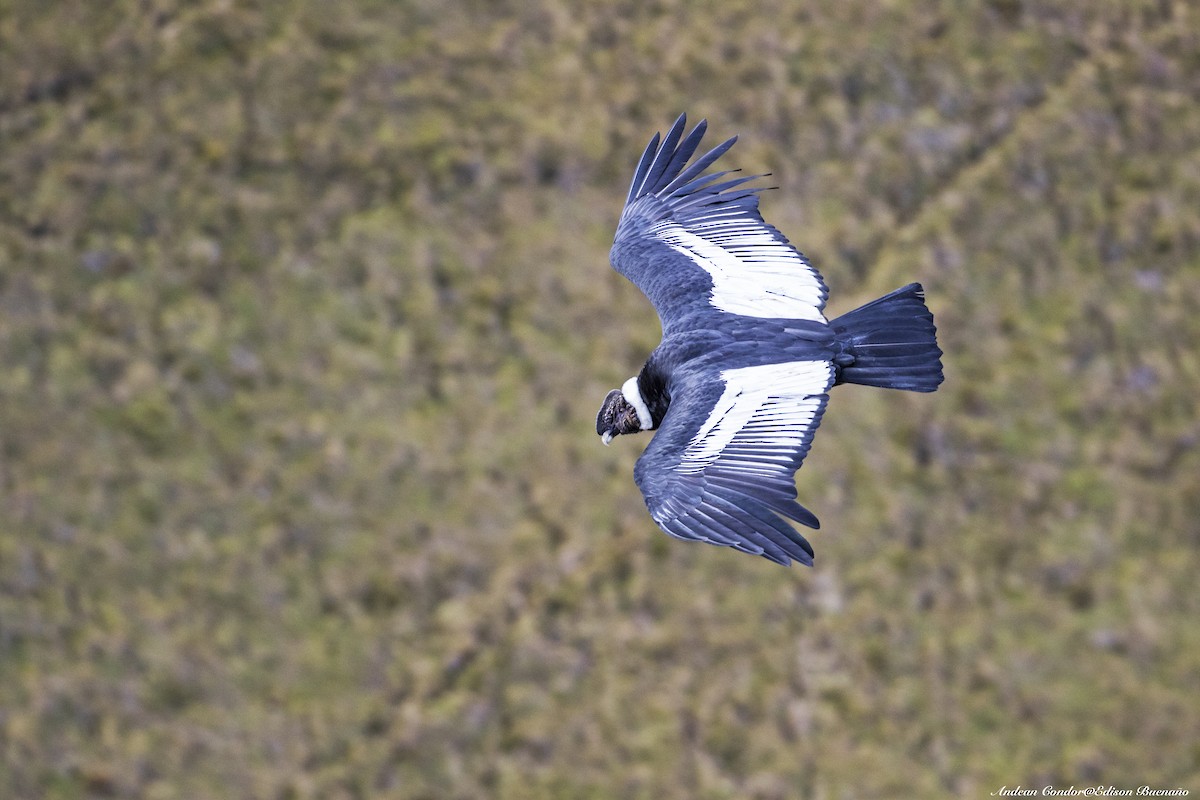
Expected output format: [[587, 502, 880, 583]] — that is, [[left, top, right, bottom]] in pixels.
[[596, 114, 944, 566]]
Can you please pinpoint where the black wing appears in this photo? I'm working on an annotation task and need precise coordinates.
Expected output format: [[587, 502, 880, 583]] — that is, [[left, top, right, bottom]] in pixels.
[[610, 114, 829, 335], [633, 359, 835, 566]]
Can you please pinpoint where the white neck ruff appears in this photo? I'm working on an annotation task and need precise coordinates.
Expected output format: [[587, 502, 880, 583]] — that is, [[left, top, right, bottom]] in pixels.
[[621, 376, 653, 430]]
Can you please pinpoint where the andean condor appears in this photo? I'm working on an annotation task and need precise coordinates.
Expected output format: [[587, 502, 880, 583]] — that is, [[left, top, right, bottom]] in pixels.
[[596, 114, 944, 566]]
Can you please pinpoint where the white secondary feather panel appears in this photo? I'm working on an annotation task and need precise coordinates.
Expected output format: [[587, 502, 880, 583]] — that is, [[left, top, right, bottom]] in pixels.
[[652, 218, 827, 322], [678, 360, 833, 475]]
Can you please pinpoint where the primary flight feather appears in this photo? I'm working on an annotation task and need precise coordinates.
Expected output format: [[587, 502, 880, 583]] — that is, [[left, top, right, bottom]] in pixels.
[[596, 114, 944, 566]]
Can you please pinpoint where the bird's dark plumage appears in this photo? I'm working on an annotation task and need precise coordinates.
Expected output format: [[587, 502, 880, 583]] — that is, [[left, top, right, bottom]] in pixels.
[[597, 114, 944, 566]]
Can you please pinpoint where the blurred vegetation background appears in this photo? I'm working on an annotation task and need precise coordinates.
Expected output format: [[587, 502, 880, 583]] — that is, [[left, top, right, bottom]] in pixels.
[[2, 1, 1199, 798]]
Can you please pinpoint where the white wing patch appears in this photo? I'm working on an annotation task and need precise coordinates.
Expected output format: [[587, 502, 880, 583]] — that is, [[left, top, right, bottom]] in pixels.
[[653, 217, 826, 322], [679, 360, 833, 475]]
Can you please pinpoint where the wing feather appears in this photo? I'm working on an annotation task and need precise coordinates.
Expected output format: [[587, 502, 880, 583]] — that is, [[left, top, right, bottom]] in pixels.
[[611, 114, 828, 333], [661, 136, 739, 197], [636, 115, 689, 200], [633, 360, 835, 567]]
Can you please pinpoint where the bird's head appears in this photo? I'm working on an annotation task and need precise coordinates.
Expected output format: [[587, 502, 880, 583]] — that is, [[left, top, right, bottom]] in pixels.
[[596, 388, 645, 445]]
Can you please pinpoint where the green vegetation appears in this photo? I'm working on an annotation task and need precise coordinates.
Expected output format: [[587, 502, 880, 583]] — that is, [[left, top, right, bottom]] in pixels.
[[2, 1, 1198, 797]]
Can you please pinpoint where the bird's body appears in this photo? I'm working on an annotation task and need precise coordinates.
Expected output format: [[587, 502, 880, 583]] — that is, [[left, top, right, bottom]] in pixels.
[[596, 115, 943, 566]]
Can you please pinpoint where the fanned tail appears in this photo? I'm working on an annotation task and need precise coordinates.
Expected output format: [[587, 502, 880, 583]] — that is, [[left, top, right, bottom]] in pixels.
[[830, 283, 944, 392]]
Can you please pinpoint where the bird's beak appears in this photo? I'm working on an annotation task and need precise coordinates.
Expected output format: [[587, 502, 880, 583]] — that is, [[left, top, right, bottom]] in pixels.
[[601, 431, 614, 446]]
